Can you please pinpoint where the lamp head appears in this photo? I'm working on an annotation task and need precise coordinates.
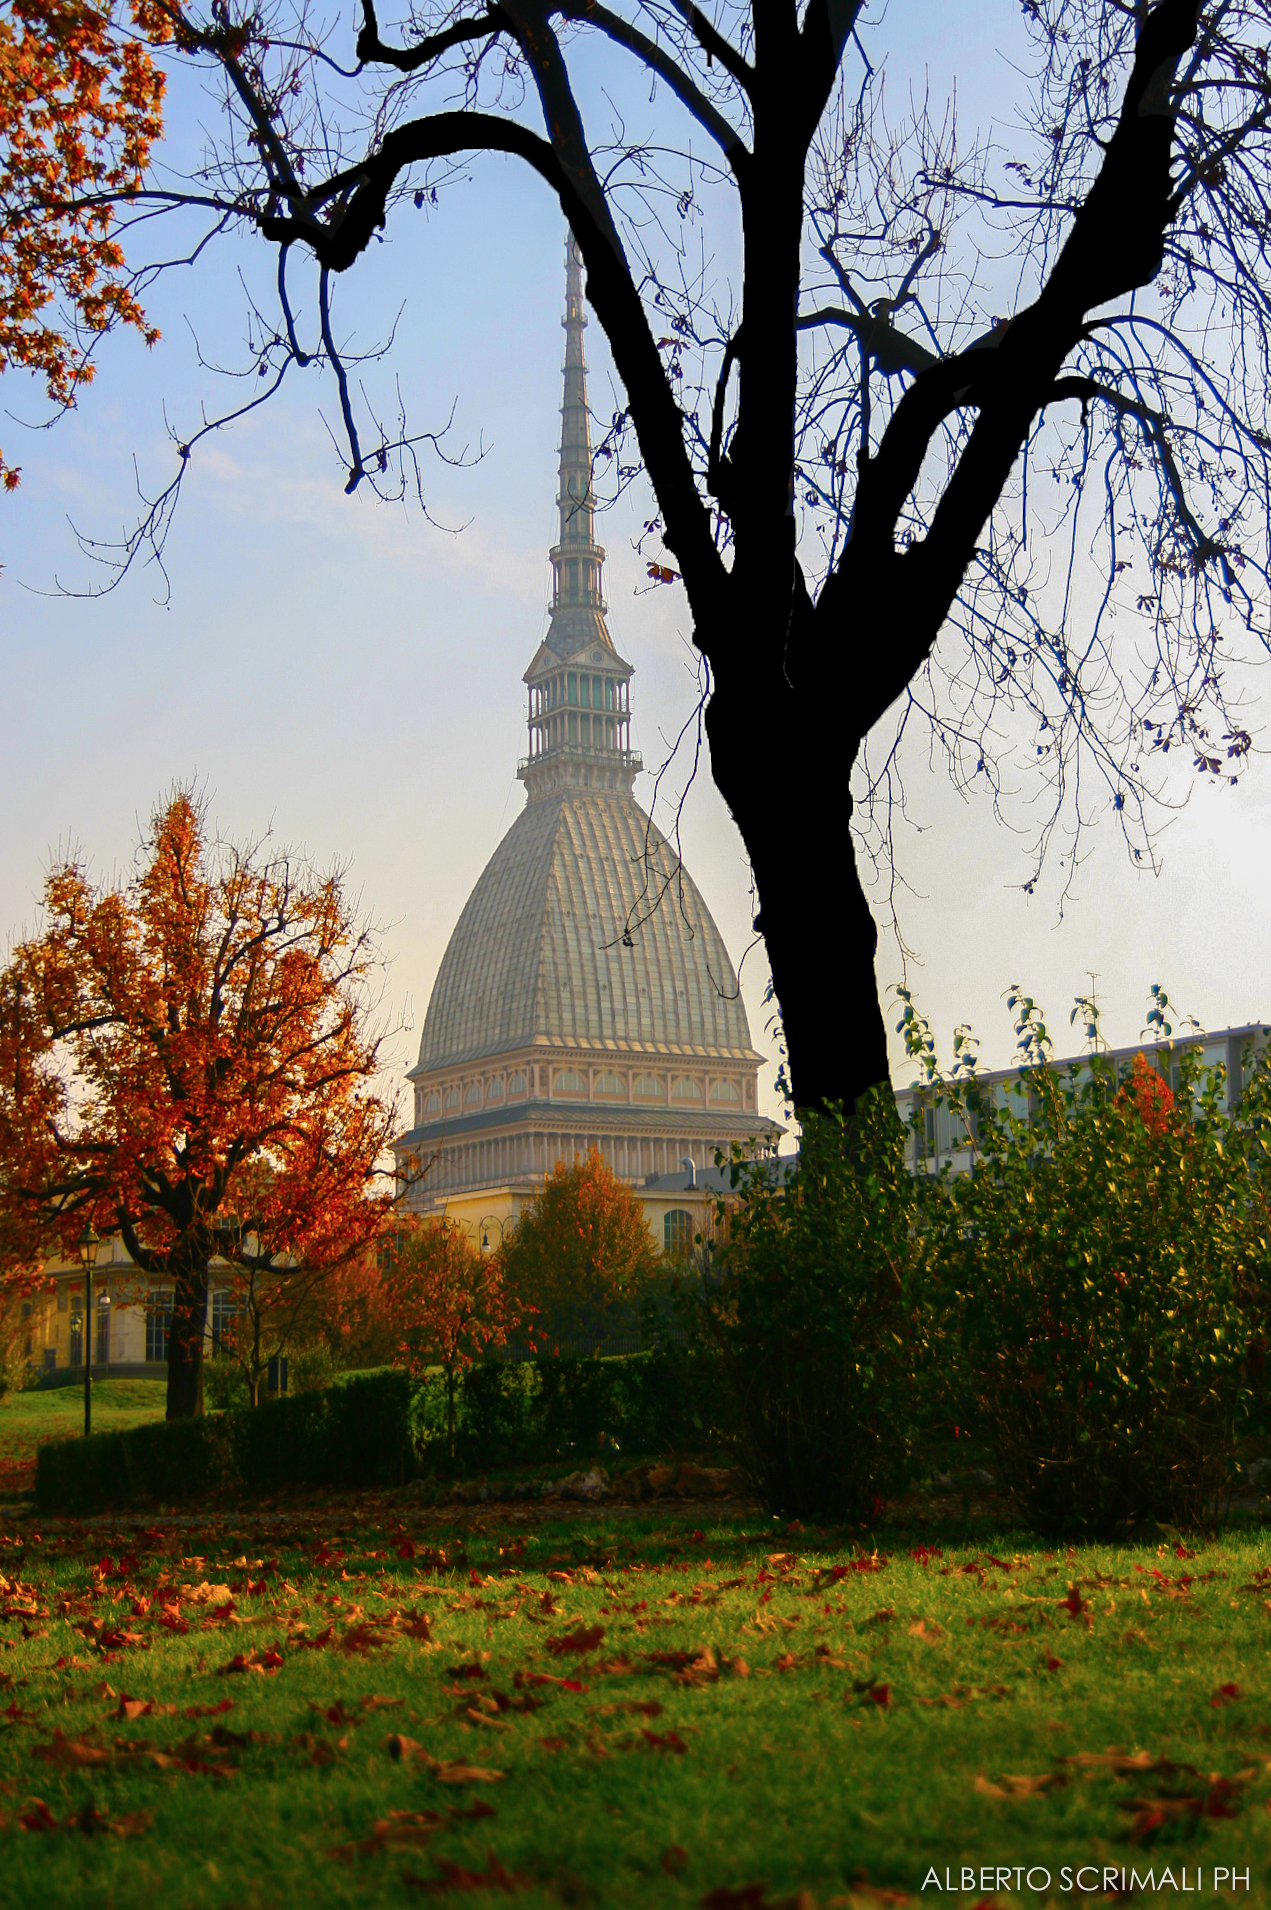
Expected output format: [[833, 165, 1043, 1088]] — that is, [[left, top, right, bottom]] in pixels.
[[77, 1222, 100, 1270]]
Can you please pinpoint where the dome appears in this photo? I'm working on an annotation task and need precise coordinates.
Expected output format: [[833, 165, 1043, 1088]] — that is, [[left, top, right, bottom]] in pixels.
[[417, 789, 756, 1072]]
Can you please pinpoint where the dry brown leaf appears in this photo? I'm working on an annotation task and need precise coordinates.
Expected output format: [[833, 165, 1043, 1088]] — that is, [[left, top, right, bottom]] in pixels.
[[32, 1730, 110, 1769], [974, 1771, 1067, 1798]]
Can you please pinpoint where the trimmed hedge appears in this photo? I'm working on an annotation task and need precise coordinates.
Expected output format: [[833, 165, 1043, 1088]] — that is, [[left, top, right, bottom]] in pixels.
[[36, 1370, 412, 1515], [413, 1347, 732, 1474]]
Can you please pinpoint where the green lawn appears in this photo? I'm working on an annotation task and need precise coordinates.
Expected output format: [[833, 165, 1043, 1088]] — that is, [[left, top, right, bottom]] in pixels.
[[0, 1499, 1267, 1905], [0, 1379, 167, 1467]]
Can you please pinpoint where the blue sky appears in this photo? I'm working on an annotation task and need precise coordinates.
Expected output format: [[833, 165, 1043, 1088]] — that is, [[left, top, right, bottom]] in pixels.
[[3, 1, 1270, 1119]]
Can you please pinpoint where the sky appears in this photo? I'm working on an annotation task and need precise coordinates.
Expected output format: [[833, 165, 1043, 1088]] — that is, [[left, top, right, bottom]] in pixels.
[[2, 1, 1270, 1128]]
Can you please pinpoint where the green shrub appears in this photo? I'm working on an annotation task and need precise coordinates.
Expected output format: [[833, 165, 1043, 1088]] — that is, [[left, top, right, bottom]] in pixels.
[[411, 1346, 726, 1474], [910, 989, 1271, 1536], [204, 1359, 248, 1412], [36, 1369, 411, 1513], [697, 1098, 933, 1523]]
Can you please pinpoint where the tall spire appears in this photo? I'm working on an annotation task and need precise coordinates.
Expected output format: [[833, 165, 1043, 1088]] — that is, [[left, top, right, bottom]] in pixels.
[[519, 233, 641, 803], [548, 233, 609, 656]]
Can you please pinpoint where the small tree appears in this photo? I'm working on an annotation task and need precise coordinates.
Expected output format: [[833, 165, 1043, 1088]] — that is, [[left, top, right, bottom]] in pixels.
[[373, 1220, 521, 1455], [910, 991, 1271, 1535], [499, 1148, 660, 1350], [0, 789, 398, 1418]]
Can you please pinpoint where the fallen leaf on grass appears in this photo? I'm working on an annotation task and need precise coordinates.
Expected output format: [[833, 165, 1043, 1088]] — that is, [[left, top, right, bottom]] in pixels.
[[974, 1772, 1068, 1798], [640, 1728, 687, 1755], [329, 1808, 444, 1861], [385, 1736, 504, 1783], [1058, 1751, 1200, 1777], [97, 1629, 146, 1652], [772, 1653, 798, 1674], [183, 1699, 235, 1719], [447, 1663, 488, 1681], [32, 1730, 110, 1769], [546, 1626, 605, 1657], [20, 1797, 152, 1838], [69, 1680, 115, 1701], [1121, 1776, 1249, 1841], [115, 1696, 178, 1721], [1211, 1682, 1242, 1707], [294, 1730, 349, 1767], [218, 1649, 284, 1677], [180, 1583, 233, 1606], [907, 1620, 942, 1642], [513, 1671, 589, 1694], [661, 1844, 689, 1876], [851, 1680, 890, 1708], [1043, 1654, 1064, 1673], [338, 1623, 389, 1658], [590, 1700, 664, 1718], [403, 1851, 529, 1894]]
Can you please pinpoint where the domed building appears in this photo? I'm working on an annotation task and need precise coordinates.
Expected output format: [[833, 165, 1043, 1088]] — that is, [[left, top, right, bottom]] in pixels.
[[395, 238, 775, 1247]]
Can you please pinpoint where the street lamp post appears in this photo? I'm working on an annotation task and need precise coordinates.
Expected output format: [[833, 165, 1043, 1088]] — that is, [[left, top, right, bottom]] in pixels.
[[77, 1223, 100, 1438]]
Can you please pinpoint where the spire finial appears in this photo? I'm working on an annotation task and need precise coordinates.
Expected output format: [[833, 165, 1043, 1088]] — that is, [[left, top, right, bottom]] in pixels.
[[516, 229, 641, 803]]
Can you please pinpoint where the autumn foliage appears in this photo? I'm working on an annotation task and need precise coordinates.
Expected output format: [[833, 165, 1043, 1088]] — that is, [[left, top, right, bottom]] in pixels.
[[498, 1149, 660, 1349], [0, 0, 165, 489], [348, 1220, 522, 1454], [1119, 1052, 1175, 1139], [0, 789, 396, 1416]]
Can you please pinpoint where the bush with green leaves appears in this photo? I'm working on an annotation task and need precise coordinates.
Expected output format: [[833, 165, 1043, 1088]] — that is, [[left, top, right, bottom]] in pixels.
[[904, 988, 1271, 1536], [698, 1097, 933, 1523]]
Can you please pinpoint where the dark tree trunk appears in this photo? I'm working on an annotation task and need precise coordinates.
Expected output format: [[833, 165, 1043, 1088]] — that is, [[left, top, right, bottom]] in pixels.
[[704, 613, 890, 1116], [166, 1250, 210, 1419]]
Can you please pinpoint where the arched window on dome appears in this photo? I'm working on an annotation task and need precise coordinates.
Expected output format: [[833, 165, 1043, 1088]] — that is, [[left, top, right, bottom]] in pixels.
[[671, 1077, 705, 1105], [664, 1210, 694, 1258], [507, 1072, 528, 1100], [553, 1068, 588, 1098], [423, 1090, 441, 1118], [593, 1072, 627, 1101], [465, 1081, 483, 1107], [443, 1086, 461, 1113], [486, 1077, 505, 1104], [632, 1075, 667, 1103], [709, 1079, 742, 1106]]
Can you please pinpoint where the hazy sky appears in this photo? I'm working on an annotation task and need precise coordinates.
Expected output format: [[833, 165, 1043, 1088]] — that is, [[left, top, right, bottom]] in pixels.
[[2, 3, 1269, 1125]]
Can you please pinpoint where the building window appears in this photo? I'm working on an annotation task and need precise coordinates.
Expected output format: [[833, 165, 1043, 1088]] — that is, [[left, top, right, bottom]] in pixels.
[[211, 1291, 238, 1359], [709, 1079, 742, 1105], [553, 1068, 588, 1098], [57, 1287, 68, 1312], [424, 1091, 441, 1116], [444, 1086, 461, 1112], [664, 1210, 694, 1257], [568, 672, 577, 704], [671, 1076, 704, 1104], [43, 1348, 56, 1375], [580, 713, 590, 746], [633, 1075, 667, 1102], [146, 1290, 173, 1364], [69, 1320, 83, 1369], [580, 674, 590, 708], [95, 1303, 110, 1367], [465, 1080, 483, 1106], [507, 1071, 528, 1100], [568, 712, 578, 743], [486, 1077, 505, 1104], [594, 1072, 627, 1101]]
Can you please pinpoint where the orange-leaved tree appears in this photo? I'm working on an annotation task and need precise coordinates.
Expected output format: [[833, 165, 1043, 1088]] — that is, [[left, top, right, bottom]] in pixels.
[[366, 1220, 522, 1455], [0, 787, 398, 1417], [0, 0, 165, 491], [498, 1148, 659, 1351]]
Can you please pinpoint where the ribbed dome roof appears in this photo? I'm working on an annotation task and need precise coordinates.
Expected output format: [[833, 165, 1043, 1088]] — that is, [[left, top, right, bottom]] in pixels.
[[417, 790, 756, 1071]]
